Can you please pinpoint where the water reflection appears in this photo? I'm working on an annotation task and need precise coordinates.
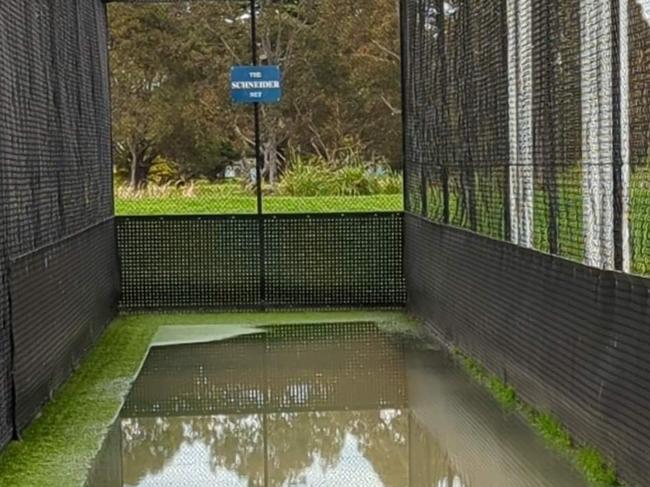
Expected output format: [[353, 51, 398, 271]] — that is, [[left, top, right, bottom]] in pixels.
[[121, 410, 417, 487], [88, 323, 586, 486]]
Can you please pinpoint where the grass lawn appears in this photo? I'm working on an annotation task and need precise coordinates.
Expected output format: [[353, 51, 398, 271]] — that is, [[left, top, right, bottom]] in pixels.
[[115, 194, 403, 215], [0, 311, 413, 487], [420, 166, 650, 274]]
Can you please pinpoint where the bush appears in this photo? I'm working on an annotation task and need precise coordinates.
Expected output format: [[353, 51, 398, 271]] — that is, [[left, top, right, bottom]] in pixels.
[[147, 157, 180, 185], [370, 171, 403, 195], [117, 152, 403, 199], [335, 165, 371, 195], [277, 157, 341, 196], [278, 155, 402, 197]]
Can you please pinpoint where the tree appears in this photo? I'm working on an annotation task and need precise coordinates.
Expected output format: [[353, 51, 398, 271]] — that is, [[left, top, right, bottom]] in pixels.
[[108, 0, 402, 188]]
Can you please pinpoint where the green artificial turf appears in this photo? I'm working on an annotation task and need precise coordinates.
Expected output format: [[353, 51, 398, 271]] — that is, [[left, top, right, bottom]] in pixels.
[[0, 311, 413, 487]]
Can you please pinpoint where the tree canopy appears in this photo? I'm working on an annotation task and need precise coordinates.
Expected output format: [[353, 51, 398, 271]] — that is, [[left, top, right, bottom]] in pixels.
[[108, 0, 402, 188]]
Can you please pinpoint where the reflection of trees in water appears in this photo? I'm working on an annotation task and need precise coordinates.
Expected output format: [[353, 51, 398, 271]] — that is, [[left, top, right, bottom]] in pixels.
[[267, 411, 348, 486], [408, 415, 469, 487], [121, 417, 185, 486], [121, 415, 265, 486], [121, 410, 466, 487], [194, 415, 265, 486], [350, 409, 409, 487], [119, 412, 374, 485], [122, 412, 352, 486]]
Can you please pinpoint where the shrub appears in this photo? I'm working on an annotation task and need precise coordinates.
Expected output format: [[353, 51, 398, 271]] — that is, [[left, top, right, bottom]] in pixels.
[[119, 151, 404, 199], [335, 164, 373, 196], [371, 171, 403, 195], [147, 157, 180, 185], [529, 411, 572, 450], [277, 157, 341, 196], [278, 154, 402, 197]]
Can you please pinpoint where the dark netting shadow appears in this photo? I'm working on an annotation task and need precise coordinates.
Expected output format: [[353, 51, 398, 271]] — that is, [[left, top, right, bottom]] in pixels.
[[9, 221, 119, 432]]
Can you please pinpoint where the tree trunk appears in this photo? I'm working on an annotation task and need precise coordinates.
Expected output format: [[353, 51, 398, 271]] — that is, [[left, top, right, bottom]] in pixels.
[[263, 133, 279, 187], [129, 147, 140, 189], [129, 144, 150, 189]]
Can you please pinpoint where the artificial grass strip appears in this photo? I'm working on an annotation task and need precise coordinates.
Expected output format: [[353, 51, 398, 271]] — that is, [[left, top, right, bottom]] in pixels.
[[0, 310, 412, 487], [0, 316, 155, 487], [453, 350, 623, 487]]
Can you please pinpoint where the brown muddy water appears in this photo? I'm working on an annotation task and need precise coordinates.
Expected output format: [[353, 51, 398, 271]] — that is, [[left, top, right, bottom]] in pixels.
[[87, 323, 587, 486]]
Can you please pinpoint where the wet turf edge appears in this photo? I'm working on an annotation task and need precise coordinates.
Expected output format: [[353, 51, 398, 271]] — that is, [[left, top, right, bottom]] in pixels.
[[0, 311, 413, 487], [452, 349, 625, 487]]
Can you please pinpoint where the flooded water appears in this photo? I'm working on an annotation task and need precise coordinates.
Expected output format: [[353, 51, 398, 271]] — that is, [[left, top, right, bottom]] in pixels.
[[88, 323, 586, 486]]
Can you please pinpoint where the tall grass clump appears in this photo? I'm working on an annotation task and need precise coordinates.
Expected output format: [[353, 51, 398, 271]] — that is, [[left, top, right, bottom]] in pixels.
[[277, 154, 402, 197]]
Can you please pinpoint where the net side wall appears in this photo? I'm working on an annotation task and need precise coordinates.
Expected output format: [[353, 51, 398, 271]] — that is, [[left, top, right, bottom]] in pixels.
[[0, 0, 117, 445], [404, 214, 650, 487], [117, 213, 406, 310], [10, 220, 119, 432]]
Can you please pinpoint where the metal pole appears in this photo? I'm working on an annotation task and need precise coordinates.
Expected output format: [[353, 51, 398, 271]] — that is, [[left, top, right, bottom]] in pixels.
[[611, 0, 625, 271], [250, 0, 266, 307], [399, 0, 408, 214]]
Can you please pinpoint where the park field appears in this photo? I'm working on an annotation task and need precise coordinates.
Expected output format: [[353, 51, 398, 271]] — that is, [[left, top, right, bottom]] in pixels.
[[115, 193, 404, 215]]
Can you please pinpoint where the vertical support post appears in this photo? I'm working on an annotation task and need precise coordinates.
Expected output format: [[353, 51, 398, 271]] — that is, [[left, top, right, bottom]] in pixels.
[[535, 0, 560, 256], [420, 167, 428, 217], [612, 0, 625, 271], [399, 0, 409, 296], [250, 0, 266, 307], [6, 268, 19, 441], [436, 0, 450, 225], [502, 0, 511, 241], [508, 0, 520, 241], [617, 0, 631, 272], [400, 0, 409, 214], [399, 0, 410, 211]]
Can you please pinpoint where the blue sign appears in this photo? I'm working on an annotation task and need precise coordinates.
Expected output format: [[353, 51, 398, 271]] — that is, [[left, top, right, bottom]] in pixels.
[[231, 65, 282, 104]]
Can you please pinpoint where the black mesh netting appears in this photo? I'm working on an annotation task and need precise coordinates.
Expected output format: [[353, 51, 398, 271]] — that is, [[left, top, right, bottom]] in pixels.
[[629, 1, 650, 275], [117, 215, 262, 310], [117, 213, 406, 310], [263, 214, 405, 307], [0, 0, 116, 446], [9, 220, 119, 432], [0, 270, 11, 449], [3, 1, 650, 486], [403, 0, 509, 241], [404, 214, 650, 487], [403, 1, 650, 485], [403, 0, 650, 275]]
